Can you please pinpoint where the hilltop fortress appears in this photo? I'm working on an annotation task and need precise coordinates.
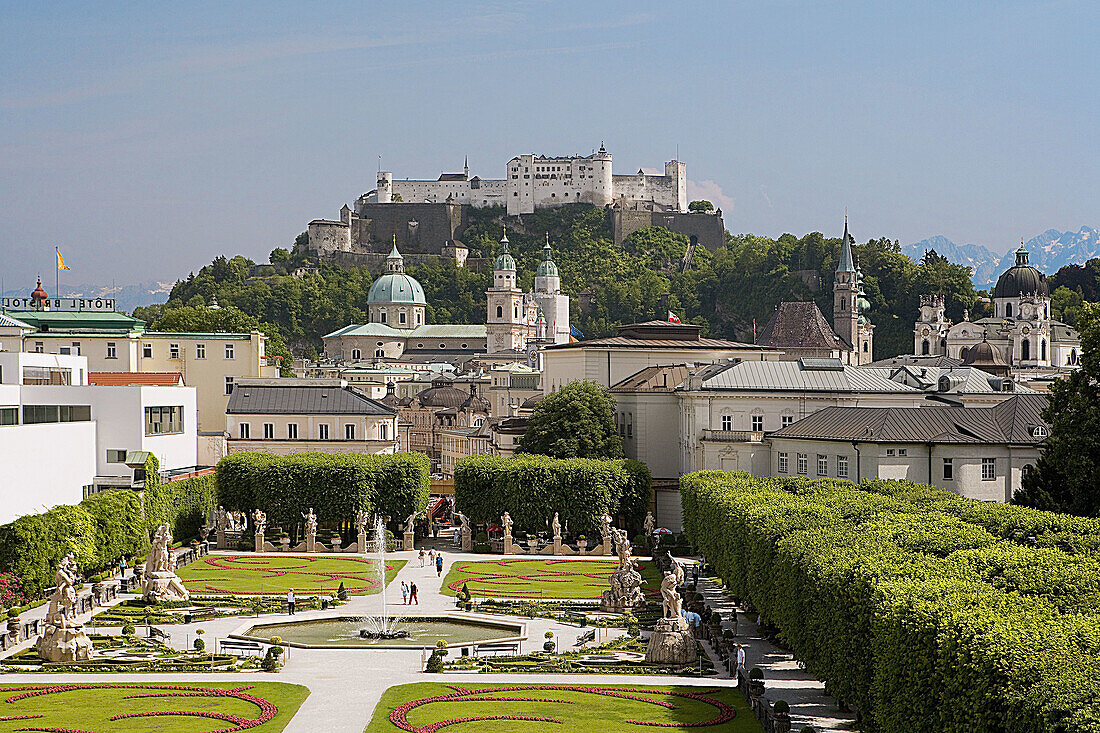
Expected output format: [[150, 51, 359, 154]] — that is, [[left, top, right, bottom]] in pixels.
[[306, 146, 725, 261]]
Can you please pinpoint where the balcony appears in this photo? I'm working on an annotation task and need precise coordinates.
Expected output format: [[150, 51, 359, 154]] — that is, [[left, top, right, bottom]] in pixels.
[[702, 429, 764, 443]]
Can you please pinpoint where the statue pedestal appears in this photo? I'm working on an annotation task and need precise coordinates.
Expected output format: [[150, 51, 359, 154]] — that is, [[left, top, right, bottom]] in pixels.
[[357, 532, 368, 554], [503, 535, 513, 554], [306, 536, 316, 553], [36, 624, 94, 663], [602, 537, 611, 556], [254, 534, 264, 553], [553, 536, 562, 555], [142, 570, 190, 604], [461, 531, 473, 553], [644, 616, 696, 665], [403, 531, 415, 552], [216, 530, 227, 550]]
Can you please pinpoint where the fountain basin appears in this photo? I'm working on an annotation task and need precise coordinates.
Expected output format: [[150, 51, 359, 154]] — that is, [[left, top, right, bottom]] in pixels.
[[233, 613, 526, 649]]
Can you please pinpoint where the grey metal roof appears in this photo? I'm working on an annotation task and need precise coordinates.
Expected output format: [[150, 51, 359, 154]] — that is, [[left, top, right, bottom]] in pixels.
[[611, 364, 693, 393], [697, 359, 920, 393], [862, 365, 1035, 395], [408, 324, 487, 339], [324, 323, 407, 339], [770, 395, 1049, 445], [227, 383, 395, 416]]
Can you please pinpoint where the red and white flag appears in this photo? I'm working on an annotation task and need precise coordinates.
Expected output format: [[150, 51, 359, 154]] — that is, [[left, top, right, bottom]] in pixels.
[[668, 311, 681, 323]]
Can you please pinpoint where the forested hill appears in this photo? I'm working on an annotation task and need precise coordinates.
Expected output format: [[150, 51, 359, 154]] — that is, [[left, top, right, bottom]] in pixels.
[[136, 204, 982, 359]]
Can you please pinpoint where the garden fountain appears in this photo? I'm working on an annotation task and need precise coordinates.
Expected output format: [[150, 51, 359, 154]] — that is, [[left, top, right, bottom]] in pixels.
[[359, 514, 409, 640]]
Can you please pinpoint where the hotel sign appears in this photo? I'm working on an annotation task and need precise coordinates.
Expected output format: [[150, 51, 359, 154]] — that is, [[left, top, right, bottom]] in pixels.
[[1, 297, 117, 312]]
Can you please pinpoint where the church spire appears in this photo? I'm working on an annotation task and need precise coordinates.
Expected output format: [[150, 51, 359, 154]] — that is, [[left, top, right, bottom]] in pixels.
[[836, 215, 856, 276], [386, 234, 404, 273]]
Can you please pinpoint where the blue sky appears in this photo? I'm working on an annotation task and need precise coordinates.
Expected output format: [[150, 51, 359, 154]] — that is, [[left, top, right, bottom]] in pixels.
[[1, 1, 1097, 289]]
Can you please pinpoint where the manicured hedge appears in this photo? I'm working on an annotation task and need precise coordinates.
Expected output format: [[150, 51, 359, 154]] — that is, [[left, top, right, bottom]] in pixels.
[[214, 452, 430, 530], [143, 456, 217, 541], [680, 472, 1100, 733], [454, 455, 652, 534]]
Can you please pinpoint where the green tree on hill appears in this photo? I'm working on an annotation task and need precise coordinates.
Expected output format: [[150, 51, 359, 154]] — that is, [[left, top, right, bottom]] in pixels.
[[518, 381, 623, 459], [1015, 302, 1100, 516]]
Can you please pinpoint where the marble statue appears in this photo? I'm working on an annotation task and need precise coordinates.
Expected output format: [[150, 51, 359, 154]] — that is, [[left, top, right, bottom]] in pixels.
[[661, 555, 685, 619], [302, 508, 318, 539], [601, 527, 646, 613], [600, 512, 612, 541], [613, 527, 632, 569], [252, 509, 266, 536], [551, 513, 561, 540], [646, 552, 695, 665], [355, 510, 370, 535], [455, 511, 472, 552], [142, 523, 190, 603], [36, 554, 94, 662], [405, 510, 420, 533], [644, 511, 656, 536], [216, 505, 227, 532], [502, 512, 513, 537]]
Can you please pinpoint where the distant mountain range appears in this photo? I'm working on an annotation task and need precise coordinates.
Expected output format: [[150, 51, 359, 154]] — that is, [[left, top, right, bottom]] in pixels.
[[1, 282, 171, 314], [903, 226, 1100, 289]]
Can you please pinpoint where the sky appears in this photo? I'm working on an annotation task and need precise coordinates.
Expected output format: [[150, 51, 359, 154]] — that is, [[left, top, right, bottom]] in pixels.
[[1, 1, 1097, 291]]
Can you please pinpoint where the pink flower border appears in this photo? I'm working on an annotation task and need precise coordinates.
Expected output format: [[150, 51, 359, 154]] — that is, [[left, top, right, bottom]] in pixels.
[[180, 555, 397, 596], [446, 559, 655, 599]]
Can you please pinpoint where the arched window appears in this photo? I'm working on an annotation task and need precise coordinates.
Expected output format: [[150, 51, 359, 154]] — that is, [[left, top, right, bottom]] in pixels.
[[351, 349, 361, 360], [496, 305, 503, 318], [1021, 339, 1030, 361], [1070, 348, 1077, 365], [1006, 303, 1013, 318], [1041, 340, 1047, 361], [921, 339, 930, 355], [375, 349, 384, 358], [863, 342, 868, 352]]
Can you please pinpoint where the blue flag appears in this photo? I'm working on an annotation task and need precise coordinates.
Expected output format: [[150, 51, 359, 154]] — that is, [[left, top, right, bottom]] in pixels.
[[570, 324, 583, 339]]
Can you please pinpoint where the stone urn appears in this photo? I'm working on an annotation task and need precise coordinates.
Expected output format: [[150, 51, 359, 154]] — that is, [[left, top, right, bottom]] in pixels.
[[92, 582, 104, 603], [331, 536, 342, 552], [280, 536, 291, 552], [6, 617, 20, 637]]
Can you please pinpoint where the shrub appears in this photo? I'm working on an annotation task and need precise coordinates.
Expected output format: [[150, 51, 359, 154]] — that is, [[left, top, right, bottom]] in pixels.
[[0, 572, 27, 609], [774, 700, 789, 714], [193, 638, 205, 651], [144, 460, 216, 541], [425, 650, 444, 673], [337, 582, 347, 601], [121, 623, 136, 636]]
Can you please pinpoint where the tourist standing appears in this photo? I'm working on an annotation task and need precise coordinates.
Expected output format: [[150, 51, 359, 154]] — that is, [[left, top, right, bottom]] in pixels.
[[428, 549, 436, 568], [401, 581, 409, 605], [418, 549, 426, 567], [409, 582, 419, 604], [435, 552, 444, 577], [736, 644, 746, 682], [287, 589, 296, 615], [119, 556, 128, 577]]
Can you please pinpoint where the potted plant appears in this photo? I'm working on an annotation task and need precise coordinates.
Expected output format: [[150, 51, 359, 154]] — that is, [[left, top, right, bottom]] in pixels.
[[748, 666, 766, 698], [543, 630, 556, 653], [193, 628, 206, 652], [330, 534, 342, 551], [773, 700, 791, 733]]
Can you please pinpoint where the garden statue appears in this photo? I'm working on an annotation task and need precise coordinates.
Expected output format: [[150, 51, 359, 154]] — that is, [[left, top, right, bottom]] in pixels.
[[216, 505, 228, 548], [405, 510, 420, 533], [502, 512, 513, 537], [551, 513, 561, 540], [601, 512, 612, 541], [355, 510, 370, 554], [644, 511, 656, 537], [142, 523, 190, 603], [404, 510, 419, 552], [646, 552, 695, 665], [455, 511, 472, 552], [36, 554, 95, 662], [601, 527, 646, 612], [302, 508, 318, 537], [252, 509, 266, 537]]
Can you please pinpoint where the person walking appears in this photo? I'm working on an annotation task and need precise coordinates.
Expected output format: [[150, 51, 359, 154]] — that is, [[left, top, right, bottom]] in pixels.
[[435, 552, 444, 578], [735, 644, 746, 683], [401, 581, 409, 605], [287, 589, 296, 616], [409, 582, 419, 605], [119, 556, 128, 577], [428, 549, 436, 568], [418, 549, 426, 567]]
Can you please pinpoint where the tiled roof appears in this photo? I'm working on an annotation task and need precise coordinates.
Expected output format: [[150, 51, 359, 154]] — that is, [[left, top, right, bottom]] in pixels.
[[89, 372, 184, 386], [227, 383, 394, 416], [757, 301, 844, 350], [769, 395, 1050, 445], [544, 336, 762, 351]]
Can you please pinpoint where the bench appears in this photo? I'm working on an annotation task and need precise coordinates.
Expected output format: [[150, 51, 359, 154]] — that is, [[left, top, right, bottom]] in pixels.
[[474, 641, 520, 656], [184, 607, 218, 623], [218, 639, 264, 657], [574, 629, 596, 647], [563, 611, 587, 626]]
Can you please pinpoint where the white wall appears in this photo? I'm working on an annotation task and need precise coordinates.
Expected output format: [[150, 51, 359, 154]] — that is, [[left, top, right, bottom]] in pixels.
[[0, 421, 96, 523]]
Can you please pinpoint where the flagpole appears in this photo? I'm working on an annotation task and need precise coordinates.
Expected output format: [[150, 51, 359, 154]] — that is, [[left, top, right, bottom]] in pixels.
[[55, 247, 59, 300]]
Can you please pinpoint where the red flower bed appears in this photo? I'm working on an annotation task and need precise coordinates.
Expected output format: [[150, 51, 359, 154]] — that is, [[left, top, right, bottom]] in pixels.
[[182, 555, 395, 595], [2, 684, 278, 733], [446, 559, 628, 598], [388, 684, 734, 732]]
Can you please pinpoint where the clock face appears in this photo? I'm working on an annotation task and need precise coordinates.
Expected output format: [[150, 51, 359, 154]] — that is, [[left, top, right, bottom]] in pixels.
[[1022, 326, 1030, 335], [922, 327, 929, 336]]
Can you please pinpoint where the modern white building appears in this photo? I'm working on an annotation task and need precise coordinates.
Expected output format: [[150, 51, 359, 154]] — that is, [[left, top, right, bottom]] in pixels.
[[0, 352, 198, 523]]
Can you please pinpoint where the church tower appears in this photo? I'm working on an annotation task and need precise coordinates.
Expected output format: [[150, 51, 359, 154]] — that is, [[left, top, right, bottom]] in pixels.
[[486, 229, 528, 354], [532, 235, 571, 345], [833, 217, 874, 363]]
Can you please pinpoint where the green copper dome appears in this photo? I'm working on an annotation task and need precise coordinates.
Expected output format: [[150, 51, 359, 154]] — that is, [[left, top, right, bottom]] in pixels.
[[368, 273, 426, 305], [494, 229, 516, 272], [536, 242, 559, 278]]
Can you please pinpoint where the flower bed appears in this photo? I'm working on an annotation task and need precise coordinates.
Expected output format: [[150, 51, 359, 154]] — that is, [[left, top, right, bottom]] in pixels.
[[441, 558, 661, 600], [174, 555, 404, 596]]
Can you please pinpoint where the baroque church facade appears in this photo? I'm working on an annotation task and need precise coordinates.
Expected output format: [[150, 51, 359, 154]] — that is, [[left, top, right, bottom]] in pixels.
[[913, 245, 1081, 372]]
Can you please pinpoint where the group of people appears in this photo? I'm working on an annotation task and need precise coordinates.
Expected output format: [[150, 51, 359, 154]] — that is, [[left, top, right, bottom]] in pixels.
[[417, 549, 445, 577], [400, 581, 419, 604]]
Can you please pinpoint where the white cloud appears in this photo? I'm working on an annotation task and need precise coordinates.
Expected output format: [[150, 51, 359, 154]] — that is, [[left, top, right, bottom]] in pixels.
[[687, 179, 735, 213]]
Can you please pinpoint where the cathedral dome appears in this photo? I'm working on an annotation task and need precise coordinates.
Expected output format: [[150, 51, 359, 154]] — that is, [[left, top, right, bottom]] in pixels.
[[993, 246, 1048, 299], [536, 241, 558, 277], [367, 272, 426, 305]]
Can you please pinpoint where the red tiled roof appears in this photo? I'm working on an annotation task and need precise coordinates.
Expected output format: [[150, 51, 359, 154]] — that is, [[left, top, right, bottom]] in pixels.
[[89, 372, 184, 386]]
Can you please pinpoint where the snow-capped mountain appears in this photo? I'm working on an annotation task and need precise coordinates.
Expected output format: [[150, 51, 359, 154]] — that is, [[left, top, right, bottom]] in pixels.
[[904, 227, 1100, 289]]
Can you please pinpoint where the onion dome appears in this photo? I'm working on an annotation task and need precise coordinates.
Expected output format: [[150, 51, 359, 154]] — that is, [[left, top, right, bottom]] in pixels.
[[993, 245, 1048, 298], [494, 228, 516, 272], [31, 277, 49, 304], [536, 236, 559, 278], [367, 243, 426, 305]]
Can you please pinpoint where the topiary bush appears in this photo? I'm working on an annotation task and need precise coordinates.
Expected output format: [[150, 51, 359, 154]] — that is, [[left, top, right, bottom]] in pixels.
[[774, 700, 789, 715]]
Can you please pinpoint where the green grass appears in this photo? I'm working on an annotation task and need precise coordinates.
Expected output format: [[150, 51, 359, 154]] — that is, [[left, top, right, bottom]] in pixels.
[[0, 682, 308, 732], [175, 555, 405, 596], [441, 558, 661, 600], [364, 682, 757, 732]]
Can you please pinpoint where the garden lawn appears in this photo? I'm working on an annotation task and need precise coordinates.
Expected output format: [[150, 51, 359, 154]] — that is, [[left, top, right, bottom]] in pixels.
[[176, 555, 405, 596], [365, 682, 756, 732], [441, 558, 661, 599], [0, 682, 308, 733]]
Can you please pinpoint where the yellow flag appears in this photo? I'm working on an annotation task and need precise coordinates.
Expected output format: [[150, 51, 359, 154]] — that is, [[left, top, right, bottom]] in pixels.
[[56, 248, 70, 271]]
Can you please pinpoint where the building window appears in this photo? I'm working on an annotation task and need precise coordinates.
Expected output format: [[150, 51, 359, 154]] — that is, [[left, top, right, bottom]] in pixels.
[[33, 342, 43, 353], [496, 306, 503, 318], [145, 406, 184, 435], [380, 423, 388, 440], [169, 343, 180, 359], [352, 349, 361, 360], [239, 423, 250, 439], [1021, 339, 1030, 361], [837, 455, 849, 478], [721, 414, 732, 431], [416, 313, 422, 325], [797, 453, 808, 475], [618, 413, 625, 437], [0, 408, 15, 426], [106, 449, 127, 463], [898, 448, 907, 456], [981, 457, 996, 480], [225, 376, 234, 395], [375, 349, 384, 358], [627, 412, 633, 438], [752, 415, 764, 432], [106, 342, 117, 359], [71, 342, 81, 356], [817, 454, 828, 476], [287, 423, 298, 439], [778, 453, 789, 473], [143, 343, 152, 358], [23, 405, 91, 424], [224, 343, 234, 359], [1006, 303, 1013, 318], [345, 423, 356, 440], [886, 448, 895, 456], [781, 415, 793, 427], [943, 458, 953, 480], [399, 312, 407, 325], [381, 312, 387, 323], [318, 424, 330, 440], [196, 343, 206, 359], [263, 423, 274, 440]]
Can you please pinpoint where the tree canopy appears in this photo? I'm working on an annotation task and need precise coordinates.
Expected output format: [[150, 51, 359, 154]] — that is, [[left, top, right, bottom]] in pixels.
[[518, 381, 623, 459], [1015, 302, 1100, 516]]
